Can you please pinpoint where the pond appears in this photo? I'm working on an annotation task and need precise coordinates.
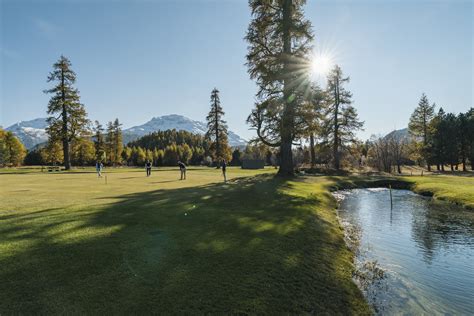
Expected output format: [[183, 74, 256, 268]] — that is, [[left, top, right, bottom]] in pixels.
[[335, 188, 474, 315]]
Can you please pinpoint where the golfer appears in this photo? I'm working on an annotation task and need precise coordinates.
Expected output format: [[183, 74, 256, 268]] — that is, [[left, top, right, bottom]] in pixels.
[[96, 161, 103, 177], [178, 161, 186, 180], [145, 160, 152, 177], [222, 159, 227, 183]]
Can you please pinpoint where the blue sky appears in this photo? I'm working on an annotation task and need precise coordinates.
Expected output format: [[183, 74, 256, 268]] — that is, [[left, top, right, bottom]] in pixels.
[[1, 0, 472, 140]]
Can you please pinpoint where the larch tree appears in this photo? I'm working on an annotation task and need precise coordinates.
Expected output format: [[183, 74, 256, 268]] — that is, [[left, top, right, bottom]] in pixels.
[[113, 118, 123, 165], [323, 65, 363, 170], [71, 137, 95, 166], [205, 88, 231, 163], [408, 93, 435, 171], [301, 84, 326, 168], [44, 55, 89, 170], [41, 140, 64, 166], [246, 0, 313, 176], [106, 121, 115, 164], [105, 118, 123, 166], [0, 129, 26, 166], [93, 121, 106, 161]]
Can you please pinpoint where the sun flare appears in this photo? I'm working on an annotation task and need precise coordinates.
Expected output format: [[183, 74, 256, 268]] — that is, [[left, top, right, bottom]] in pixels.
[[311, 53, 333, 77]]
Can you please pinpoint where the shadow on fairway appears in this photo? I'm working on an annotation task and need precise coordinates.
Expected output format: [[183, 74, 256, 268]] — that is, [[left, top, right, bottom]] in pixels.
[[0, 174, 368, 314], [151, 180, 179, 184]]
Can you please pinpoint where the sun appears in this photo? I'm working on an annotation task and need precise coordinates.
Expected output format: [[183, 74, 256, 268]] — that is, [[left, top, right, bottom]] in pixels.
[[311, 53, 333, 77]]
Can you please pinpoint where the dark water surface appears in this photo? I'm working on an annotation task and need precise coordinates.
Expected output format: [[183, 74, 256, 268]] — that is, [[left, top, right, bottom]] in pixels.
[[336, 189, 474, 315]]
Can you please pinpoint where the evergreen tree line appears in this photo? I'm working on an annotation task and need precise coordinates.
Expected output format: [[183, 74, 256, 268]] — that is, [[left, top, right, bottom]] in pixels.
[[366, 93, 473, 173], [123, 130, 207, 166], [121, 132, 277, 167], [408, 94, 474, 171]]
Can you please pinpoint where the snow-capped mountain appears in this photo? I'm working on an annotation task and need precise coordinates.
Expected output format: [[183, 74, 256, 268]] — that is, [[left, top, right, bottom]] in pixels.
[[126, 114, 208, 136], [5, 114, 247, 149], [124, 114, 247, 146], [5, 118, 49, 149]]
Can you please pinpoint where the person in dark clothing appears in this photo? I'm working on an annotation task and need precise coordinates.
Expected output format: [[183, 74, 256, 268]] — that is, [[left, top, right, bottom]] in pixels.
[[96, 161, 103, 177], [145, 160, 152, 177], [178, 161, 186, 180], [222, 159, 227, 183]]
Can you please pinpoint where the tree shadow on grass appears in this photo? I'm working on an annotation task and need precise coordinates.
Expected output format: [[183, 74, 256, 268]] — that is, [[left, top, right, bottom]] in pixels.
[[0, 174, 369, 314]]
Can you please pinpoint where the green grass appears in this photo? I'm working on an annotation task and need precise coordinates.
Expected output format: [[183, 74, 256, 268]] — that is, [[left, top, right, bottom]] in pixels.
[[402, 174, 474, 209], [0, 167, 370, 314], [315, 172, 474, 210]]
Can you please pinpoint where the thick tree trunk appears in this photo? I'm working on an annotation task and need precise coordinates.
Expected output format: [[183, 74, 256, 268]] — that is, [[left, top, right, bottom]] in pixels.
[[397, 163, 401, 174], [277, 0, 294, 177], [462, 158, 467, 171], [279, 138, 293, 176], [60, 69, 71, 170], [333, 77, 340, 170], [450, 164, 454, 171], [215, 104, 220, 165], [333, 132, 339, 170], [437, 164, 440, 171], [309, 134, 316, 168], [441, 164, 445, 172], [427, 163, 431, 172]]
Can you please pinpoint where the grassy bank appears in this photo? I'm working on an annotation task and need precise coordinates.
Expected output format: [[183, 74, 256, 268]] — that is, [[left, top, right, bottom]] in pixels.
[[318, 173, 474, 210], [0, 168, 369, 314], [402, 175, 474, 209]]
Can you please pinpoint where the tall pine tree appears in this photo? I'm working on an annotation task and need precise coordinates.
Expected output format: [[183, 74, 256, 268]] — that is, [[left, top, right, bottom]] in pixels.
[[113, 118, 123, 165], [323, 65, 363, 170], [457, 111, 470, 171], [468, 108, 474, 170], [105, 121, 115, 164], [93, 120, 106, 161], [429, 108, 445, 171], [246, 0, 313, 176], [205, 88, 231, 163], [44, 56, 88, 170], [105, 118, 123, 166], [408, 93, 435, 171]]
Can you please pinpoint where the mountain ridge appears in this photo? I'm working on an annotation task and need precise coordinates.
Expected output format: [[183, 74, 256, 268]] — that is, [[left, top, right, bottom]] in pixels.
[[5, 115, 247, 149]]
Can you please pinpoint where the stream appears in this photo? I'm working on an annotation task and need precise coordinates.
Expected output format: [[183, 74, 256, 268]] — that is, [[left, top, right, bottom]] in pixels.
[[335, 188, 474, 314]]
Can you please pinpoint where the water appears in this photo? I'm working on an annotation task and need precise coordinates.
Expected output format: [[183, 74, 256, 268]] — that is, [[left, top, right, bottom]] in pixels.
[[336, 189, 474, 315]]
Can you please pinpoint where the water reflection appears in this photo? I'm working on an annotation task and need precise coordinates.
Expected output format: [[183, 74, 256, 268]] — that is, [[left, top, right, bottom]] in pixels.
[[411, 200, 474, 264], [337, 189, 474, 315]]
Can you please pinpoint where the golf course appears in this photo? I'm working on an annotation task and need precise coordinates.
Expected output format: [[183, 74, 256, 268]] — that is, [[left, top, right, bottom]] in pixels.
[[1, 167, 472, 314]]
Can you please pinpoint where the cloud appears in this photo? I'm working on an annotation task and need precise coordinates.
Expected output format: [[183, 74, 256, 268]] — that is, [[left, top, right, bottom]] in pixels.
[[33, 18, 60, 39]]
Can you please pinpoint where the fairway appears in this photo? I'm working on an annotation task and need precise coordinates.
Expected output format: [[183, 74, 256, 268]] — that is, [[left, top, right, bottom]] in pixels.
[[0, 167, 370, 314]]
